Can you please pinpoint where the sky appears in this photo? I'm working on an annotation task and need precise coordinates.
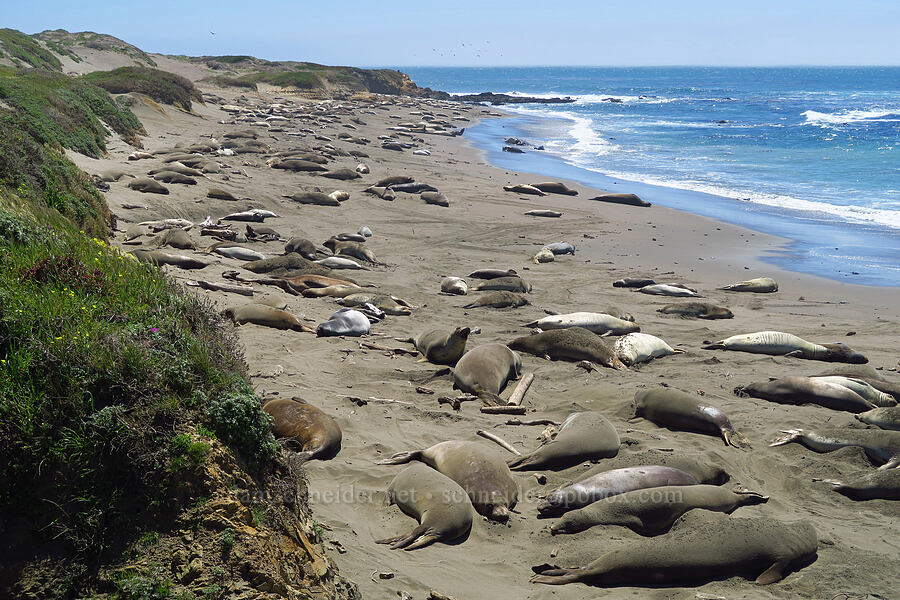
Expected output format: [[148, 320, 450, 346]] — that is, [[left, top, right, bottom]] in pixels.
[[5, 0, 900, 67]]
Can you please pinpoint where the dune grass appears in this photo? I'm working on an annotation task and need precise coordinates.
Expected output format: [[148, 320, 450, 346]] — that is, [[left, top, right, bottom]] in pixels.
[[0, 28, 62, 71], [82, 66, 204, 112]]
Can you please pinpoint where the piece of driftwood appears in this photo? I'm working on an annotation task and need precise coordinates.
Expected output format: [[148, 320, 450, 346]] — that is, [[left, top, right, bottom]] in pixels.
[[186, 280, 254, 296], [429, 592, 459, 600], [437, 395, 477, 411], [294, 526, 328, 578], [480, 405, 526, 415], [476, 429, 521, 455], [506, 372, 534, 406], [359, 340, 419, 356], [416, 386, 434, 395], [505, 418, 560, 427]]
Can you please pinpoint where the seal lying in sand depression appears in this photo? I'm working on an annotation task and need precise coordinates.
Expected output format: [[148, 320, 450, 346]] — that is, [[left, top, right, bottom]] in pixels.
[[507, 412, 620, 471], [657, 302, 734, 319], [818, 365, 900, 400], [634, 388, 749, 447], [463, 291, 529, 309], [550, 484, 769, 536], [532, 513, 817, 586], [127, 178, 169, 194], [815, 469, 900, 500], [376, 463, 474, 550], [525, 312, 639, 336], [736, 376, 875, 413], [703, 331, 868, 363], [856, 406, 900, 430], [637, 283, 702, 297], [316, 308, 370, 337], [378, 441, 518, 521], [223, 304, 314, 332], [719, 276, 778, 293], [414, 327, 471, 366], [471, 276, 532, 293], [770, 427, 900, 469], [811, 376, 897, 407], [507, 328, 626, 370], [614, 332, 684, 366], [131, 249, 207, 270], [262, 397, 341, 460], [440, 276, 468, 295], [452, 343, 521, 402]]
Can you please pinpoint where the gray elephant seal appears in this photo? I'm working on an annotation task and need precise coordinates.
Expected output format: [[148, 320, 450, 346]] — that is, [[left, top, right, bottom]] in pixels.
[[453, 343, 521, 402], [224, 304, 314, 332], [207, 187, 239, 201], [472, 276, 532, 293], [613, 277, 655, 288], [321, 168, 361, 180], [658, 302, 734, 319], [284, 237, 319, 260], [587, 193, 651, 207], [525, 312, 639, 336], [720, 276, 778, 293], [324, 238, 380, 264], [525, 210, 562, 218], [634, 388, 749, 447], [811, 376, 896, 407], [284, 191, 340, 206], [503, 184, 546, 196], [262, 397, 341, 460], [530, 181, 578, 195], [538, 466, 701, 516], [149, 228, 195, 250], [378, 440, 518, 522], [703, 331, 868, 363], [440, 276, 468, 295], [415, 327, 471, 366], [736, 376, 875, 413], [316, 308, 370, 337], [614, 333, 684, 366], [508, 412, 620, 471], [468, 268, 518, 280], [421, 191, 450, 206], [770, 427, 900, 469], [856, 406, 900, 430], [817, 365, 900, 400], [551, 485, 768, 536], [214, 246, 265, 261], [131, 249, 207, 270], [376, 463, 474, 550], [152, 171, 197, 185], [148, 164, 202, 176], [127, 178, 169, 194], [336, 293, 411, 316], [374, 175, 414, 187], [543, 242, 575, 255], [463, 291, 529, 309], [638, 283, 701, 297], [532, 513, 817, 586], [507, 328, 626, 370], [816, 469, 900, 500]]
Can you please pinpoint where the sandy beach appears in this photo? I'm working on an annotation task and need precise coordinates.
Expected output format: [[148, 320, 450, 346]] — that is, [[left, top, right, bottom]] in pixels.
[[68, 55, 900, 600]]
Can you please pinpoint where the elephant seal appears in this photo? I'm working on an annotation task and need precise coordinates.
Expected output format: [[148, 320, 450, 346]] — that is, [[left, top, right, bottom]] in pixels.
[[152, 171, 197, 185], [508, 412, 620, 471], [637, 283, 701, 297], [856, 406, 900, 430], [127, 178, 169, 194], [525, 210, 562, 218], [224, 304, 314, 332], [530, 181, 578, 195], [244, 254, 331, 276], [374, 175, 414, 187], [376, 463, 474, 550], [452, 343, 521, 402], [316, 256, 368, 270], [614, 333, 684, 366], [316, 308, 370, 337], [336, 293, 411, 316], [387, 182, 438, 194], [271, 159, 328, 172], [507, 328, 626, 370], [472, 276, 532, 293], [421, 191, 450, 206], [587, 193, 651, 207], [703, 331, 868, 363], [99, 169, 135, 181], [415, 327, 471, 366], [355, 163, 370, 174], [532, 513, 817, 586], [363, 186, 396, 201], [462, 291, 529, 309], [532, 247, 554, 264], [324, 238, 380, 264], [321, 168, 361, 180], [279, 273, 357, 288], [811, 376, 896, 407], [284, 237, 319, 260], [301, 284, 361, 298], [377, 440, 518, 522], [658, 302, 734, 319], [130, 249, 207, 270], [543, 242, 575, 255], [149, 228, 195, 250], [634, 388, 749, 447], [816, 469, 900, 500], [284, 191, 340, 206], [770, 427, 900, 469], [214, 246, 266, 261], [468, 268, 517, 280], [817, 365, 900, 400], [525, 312, 639, 336], [736, 376, 875, 413], [719, 276, 778, 293], [207, 187, 239, 201], [613, 277, 655, 288], [538, 466, 701, 516], [551, 485, 768, 536], [503, 184, 546, 196], [262, 397, 341, 460], [149, 163, 202, 176], [440, 276, 468, 295]]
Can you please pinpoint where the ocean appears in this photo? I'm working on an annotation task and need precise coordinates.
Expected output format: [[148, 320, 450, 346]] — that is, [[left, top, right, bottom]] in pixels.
[[400, 67, 900, 287]]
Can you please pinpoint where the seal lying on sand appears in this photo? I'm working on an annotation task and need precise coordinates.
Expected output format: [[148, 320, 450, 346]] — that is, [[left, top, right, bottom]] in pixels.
[[324, 238, 381, 264], [127, 178, 169, 194], [440, 276, 468, 295], [856, 406, 900, 430], [336, 293, 411, 315], [613, 277, 655, 288], [284, 237, 319, 260], [468, 268, 517, 280], [463, 291, 529, 309], [587, 193, 650, 207], [815, 469, 900, 500], [131, 249, 207, 270], [503, 184, 546, 196], [507, 328, 626, 370], [414, 327, 471, 366], [703, 331, 868, 363], [770, 428, 900, 469], [719, 277, 778, 293], [531, 513, 817, 586], [507, 412, 620, 471], [316, 308, 370, 337], [811, 376, 896, 407], [614, 333, 684, 366], [376, 463, 474, 550], [550, 485, 768, 536], [530, 181, 578, 195], [378, 441, 518, 522], [638, 283, 701, 297], [736, 376, 875, 413], [817, 365, 900, 400], [472, 276, 532, 293], [634, 388, 749, 447], [223, 304, 314, 332], [657, 302, 734, 319], [525, 312, 639, 336], [452, 343, 521, 402], [262, 397, 341, 460]]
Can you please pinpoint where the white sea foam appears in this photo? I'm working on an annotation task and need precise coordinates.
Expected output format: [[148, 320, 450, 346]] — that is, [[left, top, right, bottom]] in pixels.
[[802, 109, 900, 126]]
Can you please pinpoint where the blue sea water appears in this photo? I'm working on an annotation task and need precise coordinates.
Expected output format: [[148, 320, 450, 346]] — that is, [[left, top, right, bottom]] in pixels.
[[399, 67, 900, 286]]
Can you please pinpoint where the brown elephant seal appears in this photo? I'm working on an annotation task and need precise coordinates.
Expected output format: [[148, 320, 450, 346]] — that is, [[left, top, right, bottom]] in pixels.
[[587, 193, 651, 207], [736, 376, 875, 413], [815, 469, 900, 500], [525, 210, 562, 218], [127, 178, 169, 194], [284, 191, 340, 206], [148, 163, 202, 176], [719, 276, 778, 293], [336, 293, 412, 315], [508, 412, 620, 471], [243, 254, 331, 276], [324, 238, 380, 264], [271, 159, 328, 172], [223, 304, 314, 332], [856, 406, 900, 430], [376, 463, 474, 550], [301, 284, 362, 298], [363, 186, 396, 201], [530, 181, 578, 195], [817, 365, 900, 400], [374, 175, 414, 187], [468, 268, 518, 280], [207, 187, 239, 201], [634, 388, 749, 447], [702, 331, 868, 363], [152, 171, 197, 185], [811, 376, 896, 407], [463, 291, 529, 309], [280, 273, 357, 288], [440, 276, 468, 295], [321, 167, 361, 180], [770, 428, 900, 469], [284, 237, 318, 260], [551, 484, 768, 536], [378, 441, 518, 522], [421, 191, 450, 207], [525, 312, 639, 335], [262, 397, 341, 460], [503, 184, 546, 196], [538, 466, 702, 516], [99, 169, 135, 181], [149, 228, 195, 250], [658, 302, 734, 319], [507, 328, 626, 370], [614, 333, 684, 366], [472, 276, 532, 293], [532, 513, 817, 586], [452, 344, 522, 403], [613, 277, 656, 288], [415, 327, 471, 366], [130, 249, 207, 270]]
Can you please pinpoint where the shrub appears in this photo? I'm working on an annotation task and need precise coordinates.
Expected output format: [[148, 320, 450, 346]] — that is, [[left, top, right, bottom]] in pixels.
[[83, 67, 204, 112], [205, 389, 278, 463]]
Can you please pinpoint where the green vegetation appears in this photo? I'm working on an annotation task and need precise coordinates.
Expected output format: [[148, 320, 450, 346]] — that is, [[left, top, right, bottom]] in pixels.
[[35, 29, 158, 67], [237, 70, 322, 90], [83, 66, 204, 112], [210, 55, 255, 64], [0, 28, 62, 71], [204, 75, 257, 90]]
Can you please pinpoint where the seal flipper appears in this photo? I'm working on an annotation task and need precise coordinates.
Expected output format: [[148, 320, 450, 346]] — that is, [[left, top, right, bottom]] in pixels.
[[723, 429, 751, 449], [878, 456, 900, 470], [377, 450, 423, 465], [376, 523, 434, 550], [531, 567, 583, 585], [755, 559, 790, 584]]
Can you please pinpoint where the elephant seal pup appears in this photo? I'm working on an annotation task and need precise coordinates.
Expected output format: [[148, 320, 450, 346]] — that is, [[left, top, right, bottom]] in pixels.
[[816, 469, 900, 500], [453, 343, 522, 402], [538, 465, 701, 516], [463, 291, 529, 309], [472, 276, 532, 293], [503, 184, 546, 196], [316, 308, 370, 337], [508, 412, 620, 471], [149, 228, 195, 250], [440, 276, 468, 295], [658, 302, 734, 319], [301, 284, 361, 298], [152, 171, 197, 185], [818, 365, 900, 400], [224, 304, 314, 332], [468, 268, 517, 280], [551, 485, 768, 536], [374, 175, 414, 187], [812, 376, 896, 407], [315, 256, 368, 270], [634, 388, 749, 447], [207, 187, 239, 201], [543, 241, 575, 255], [214, 246, 266, 261], [376, 463, 474, 550], [421, 191, 450, 207], [637, 283, 702, 297], [284, 237, 318, 260], [720, 276, 778, 293], [525, 210, 562, 218], [127, 178, 169, 194], [244, 254, 331, 276], [587, 192, 651, 207], [377, 440, 518, 522], [703, 331, 868, 363], [284, 191, 340, 206], [415, 327, 471, 366], [532, 513, 817, 586], [507, 328, 626, 371], [770, 428, 900, 469], [336, 293, 411, 316], [321, 167, 361, 180], [324, 238, 381, 264], [613, 277, 656, 288], [856, 406, 900, 430], [615, 333, 684, 366], [530, 181, 578, 195], [736, 376, 875, 413], [262, 397, 341, 460], [525, 312, 639, 336], [130, 249, 207, 270]]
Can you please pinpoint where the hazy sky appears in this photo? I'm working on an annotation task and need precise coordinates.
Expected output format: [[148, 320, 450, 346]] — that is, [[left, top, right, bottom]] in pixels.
[[6, 1, 900, 67]]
